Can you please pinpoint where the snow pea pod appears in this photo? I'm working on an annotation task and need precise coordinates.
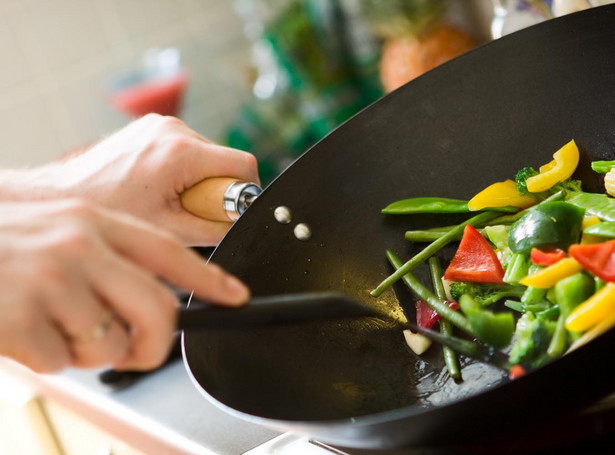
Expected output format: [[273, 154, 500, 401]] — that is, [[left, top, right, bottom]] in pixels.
[[566, 191, 615, 222], [381, 197, 518, 215], [584, 221, 615, 238], [382, 197, 470, 214], [508, 201, 585, 254]]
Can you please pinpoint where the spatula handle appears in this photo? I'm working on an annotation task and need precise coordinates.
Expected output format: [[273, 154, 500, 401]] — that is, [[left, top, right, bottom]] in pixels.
[[178, 292, 376, 331], [180, 177, 261, 221]]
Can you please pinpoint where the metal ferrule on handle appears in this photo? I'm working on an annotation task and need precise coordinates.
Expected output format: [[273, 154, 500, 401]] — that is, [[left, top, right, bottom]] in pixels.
[[180, 177, 262, 222], [223, 182, 261, 221]]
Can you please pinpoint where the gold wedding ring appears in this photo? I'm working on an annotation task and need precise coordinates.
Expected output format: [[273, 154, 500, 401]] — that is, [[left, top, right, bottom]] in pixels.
[[68, 310, 114, 344]]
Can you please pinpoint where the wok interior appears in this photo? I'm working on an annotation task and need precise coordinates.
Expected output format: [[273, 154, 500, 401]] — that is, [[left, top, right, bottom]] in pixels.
[[184, 5, 615, 432]]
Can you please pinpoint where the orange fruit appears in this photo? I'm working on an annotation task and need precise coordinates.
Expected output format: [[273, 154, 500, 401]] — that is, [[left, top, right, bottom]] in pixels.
[[379, 23, 476, 92]]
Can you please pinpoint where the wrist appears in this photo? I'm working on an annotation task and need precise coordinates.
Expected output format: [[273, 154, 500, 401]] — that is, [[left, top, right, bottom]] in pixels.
[[0, 165, 66, 203]]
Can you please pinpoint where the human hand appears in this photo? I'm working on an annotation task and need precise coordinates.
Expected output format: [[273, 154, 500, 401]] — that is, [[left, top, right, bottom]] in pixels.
[[23, 114, 260, 246], [0, 199, 249, 373]]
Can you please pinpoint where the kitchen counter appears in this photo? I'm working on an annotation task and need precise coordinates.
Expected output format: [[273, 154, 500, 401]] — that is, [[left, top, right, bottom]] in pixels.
[[0, 356, 281, 455]]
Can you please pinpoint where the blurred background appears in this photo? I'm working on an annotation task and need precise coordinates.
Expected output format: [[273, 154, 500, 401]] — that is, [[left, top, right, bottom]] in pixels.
[[0, 0, 610, 186]]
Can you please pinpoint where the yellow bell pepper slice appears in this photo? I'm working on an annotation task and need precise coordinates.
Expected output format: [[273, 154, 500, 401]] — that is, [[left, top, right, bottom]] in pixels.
[[468, 179, 539, 211], [568, 308, 615, 352], [565, 282, 615, 333], [539, 159, 557, 174], [580, 215, 603, 245], [519, 257, 583, 289], [526, 140, 579, 193]]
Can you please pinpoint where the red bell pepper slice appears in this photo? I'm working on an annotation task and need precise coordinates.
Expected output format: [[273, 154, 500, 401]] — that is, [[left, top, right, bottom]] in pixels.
[[508, 364, 527, 380], [569, 240, 615, 282], [443, 224, 505, 283], [416, 299, 460, 329], [530, 247, 567, 266]]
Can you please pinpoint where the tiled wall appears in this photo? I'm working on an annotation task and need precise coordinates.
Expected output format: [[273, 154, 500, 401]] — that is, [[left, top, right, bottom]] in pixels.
[[0, 0, 253, 167]]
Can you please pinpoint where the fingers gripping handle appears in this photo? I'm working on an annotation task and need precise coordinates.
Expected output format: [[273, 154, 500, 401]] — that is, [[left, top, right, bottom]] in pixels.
[[180, 177, 261, 222]]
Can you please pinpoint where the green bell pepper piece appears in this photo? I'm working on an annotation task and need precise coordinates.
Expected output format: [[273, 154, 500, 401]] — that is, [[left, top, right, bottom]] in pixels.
[[459, 295, 514, 348], [508, 201, 585, 254], [554, 272, 595, 320]]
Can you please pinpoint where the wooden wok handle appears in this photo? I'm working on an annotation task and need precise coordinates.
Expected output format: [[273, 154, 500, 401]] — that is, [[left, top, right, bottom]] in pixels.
[[180, 177, 261, 222]]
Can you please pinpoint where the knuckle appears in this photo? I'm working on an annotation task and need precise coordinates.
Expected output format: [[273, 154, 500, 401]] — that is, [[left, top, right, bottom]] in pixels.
[[150, 114, 185, 133], [53, 229, 96, 257], [139, 113, 164, 127], [142, 113, 162, 122], [58, 200, 102, 229], [165, 134, 194, 153], [160, 115, 184, 128], [60, 198, 95, 217]]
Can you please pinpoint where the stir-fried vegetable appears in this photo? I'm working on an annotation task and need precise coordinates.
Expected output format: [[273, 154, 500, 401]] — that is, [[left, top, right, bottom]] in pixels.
[[519, 257, 583, 288], [583, 221, 615, 239], [443, 225, 505, 283], [370, 211, 500, 297], [382, 197, 470, 214], [507, 202, 585, 254], [373, 139, 615, 380], [458, 295, 514, 348], [591, 160, 615, 174], [525, 139, 579, 192], [428, 257, 461, 380], [450, 282, 525, 306], [565, 283, 615, 332], [530, 248, 567, 266], [467, 180, 538, 211], [569, 241, 615, 281]]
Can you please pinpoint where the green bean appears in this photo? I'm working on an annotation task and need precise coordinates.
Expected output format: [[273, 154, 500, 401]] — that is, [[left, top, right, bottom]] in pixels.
[[591, 160, 615, 174], [482, 212, 524, 226], [370, 211, 500, 297], [385, 250, 473, 334], [404, 219, 517, 244], [428, 257, 461, 380], [404, 230, 463, 243]]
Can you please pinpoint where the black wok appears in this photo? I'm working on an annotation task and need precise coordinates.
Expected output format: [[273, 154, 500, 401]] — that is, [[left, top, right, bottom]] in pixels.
[[183, 6, 615, 450]]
